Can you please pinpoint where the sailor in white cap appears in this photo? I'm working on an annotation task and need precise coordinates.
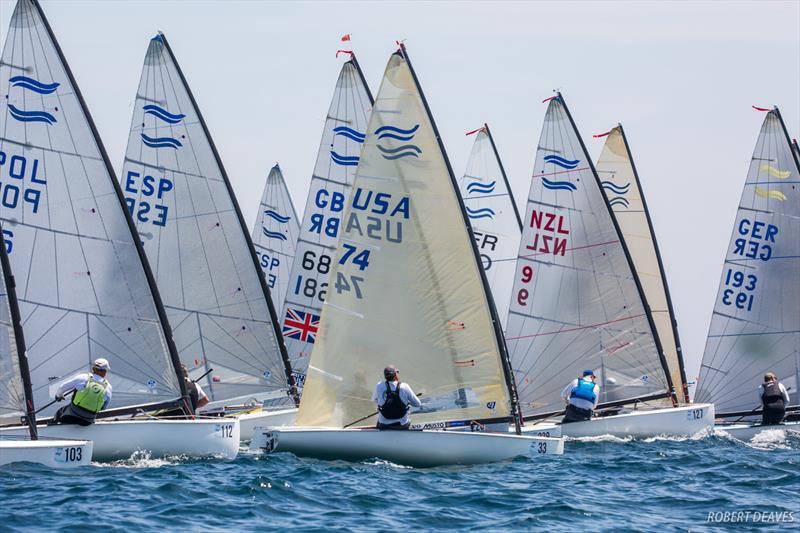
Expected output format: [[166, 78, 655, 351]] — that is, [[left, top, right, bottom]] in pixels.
[[52, 358, 114, 426], [372, 365, 422, 429]]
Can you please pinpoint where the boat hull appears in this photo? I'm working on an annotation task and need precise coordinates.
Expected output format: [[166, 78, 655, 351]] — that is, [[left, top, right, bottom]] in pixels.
[[237, 408, 297, 441], [0, 437, 93, 468], [251, 426, 563, 467], [521, 404, 715, 439], [714, 421, 800, 442], [0, 418, 240, 461]]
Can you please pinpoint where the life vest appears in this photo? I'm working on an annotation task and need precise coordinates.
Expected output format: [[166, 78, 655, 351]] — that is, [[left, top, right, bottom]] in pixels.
[[187, 379, 200, 410], [570, 378, 597, 404], [72, 375, 109, 414], [378, 381, 408, 420], [761, 381, 785, 410]]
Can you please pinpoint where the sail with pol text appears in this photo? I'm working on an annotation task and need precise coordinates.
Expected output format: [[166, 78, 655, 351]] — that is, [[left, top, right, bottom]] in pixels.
[[505, 94, 675, 418], [458, 125, 523, 330], [252, 164, 301, 313], [0, 0, 187, 419], [120, 33, 296, 406], [295, 45, 518, 429], [594, 125, 689, 404], [696, 108, 799, 413], [279, 56, 373, 387]]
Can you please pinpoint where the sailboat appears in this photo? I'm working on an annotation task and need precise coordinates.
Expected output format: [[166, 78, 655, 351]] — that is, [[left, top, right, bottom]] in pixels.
[[0, 230, 92, 467], [251, 45, 563, 467], [697, 107, 800, 441], [458, 124, 523, 330], [119, 32, 296, 440], [0, 0, 239, 460], [505, 94, 713, 439], [252, 164, 301, 314]]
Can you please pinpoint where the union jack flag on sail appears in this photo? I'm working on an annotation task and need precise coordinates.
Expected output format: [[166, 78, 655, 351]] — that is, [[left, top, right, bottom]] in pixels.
[[283, 308, 320, 344]]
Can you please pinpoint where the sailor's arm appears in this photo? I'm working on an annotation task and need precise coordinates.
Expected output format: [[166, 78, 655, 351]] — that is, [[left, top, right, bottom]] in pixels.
[[55, 374, 86, 399], [404, 384, 422, 408], [560, 380, 576, 403], [592, 385, 600, 409], [196, 383, 210, 409], [780, 383, 790, 404], [102, 383, 113, 410]]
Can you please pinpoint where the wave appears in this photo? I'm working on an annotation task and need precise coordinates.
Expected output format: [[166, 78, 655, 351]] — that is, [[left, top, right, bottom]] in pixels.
[[262, 227, 288, 241], [375, 124, 419, 141], [601, 181, 630, 194], [608, 197, 630, 208], [141, 133, 182, 149], [143, 104, 186, 124], [263, 209, 291, 224], [542, 177, 577, 191], [378, 144, 421, 160], [466, 180, 496, 194], [543, 154, 580, 169], [754, 186, 787, 201], [7, 104, 57, 124], [333, 126, 366, 143], [465, 206, 496, 220], [330, 151, 360, 166], [9, 75, 60, 94], [759, 164, 791, 179]]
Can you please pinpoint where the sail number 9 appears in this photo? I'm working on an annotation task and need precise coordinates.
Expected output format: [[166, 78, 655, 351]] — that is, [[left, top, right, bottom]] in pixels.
[[517, 265, 534, 306], [721, 268, 757, 312]]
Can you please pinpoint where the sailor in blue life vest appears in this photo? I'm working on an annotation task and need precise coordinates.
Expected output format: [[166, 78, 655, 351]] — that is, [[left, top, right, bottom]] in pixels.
[[561, 369, 600, 423], [758, 372, 790, 425], [51, 358, 113, 426], [372, 365, 422, 430]]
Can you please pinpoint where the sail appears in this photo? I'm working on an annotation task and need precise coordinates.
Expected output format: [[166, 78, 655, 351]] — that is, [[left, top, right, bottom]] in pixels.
[[505, 94, 671, 417], [279, 58, 373, 387], [0, 0, 184, 419], [252, 164, 300, 313], [296, 47, 513, 428], [120, 33, 295, 405], [0, 231, 26, 427], [595, 125, 688, 404], [457, 125, 522, 330], [696, 109, 800, 413]]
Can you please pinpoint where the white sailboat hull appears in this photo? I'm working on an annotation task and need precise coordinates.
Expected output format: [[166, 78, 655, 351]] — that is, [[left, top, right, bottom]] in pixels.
[[521, 404, 715, 439], [714, 421, 800, 442], [237, 408, 297, 441], [0, 437, 93, 468], [0, 418, 240, 461], [250, 426, 563, 467]]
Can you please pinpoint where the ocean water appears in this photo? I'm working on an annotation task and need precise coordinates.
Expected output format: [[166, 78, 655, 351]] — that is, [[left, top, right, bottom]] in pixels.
[[1, 431, 797, 532]]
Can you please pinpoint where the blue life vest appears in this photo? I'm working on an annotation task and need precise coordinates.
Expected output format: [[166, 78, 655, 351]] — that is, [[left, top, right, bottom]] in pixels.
[[570, 378, 597, 403]]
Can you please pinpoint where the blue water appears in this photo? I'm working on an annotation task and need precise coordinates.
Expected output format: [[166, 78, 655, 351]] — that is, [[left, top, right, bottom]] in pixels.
[[1, 432, 798, 531]]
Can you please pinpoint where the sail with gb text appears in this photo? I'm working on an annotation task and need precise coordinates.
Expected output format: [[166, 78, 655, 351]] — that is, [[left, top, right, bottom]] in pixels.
[[252, 164, 301, 313], [505, 94, 675, 418], [594, 125, 689, 404], [0, 0, 187, 419], [279, 56, 373, 387], [458, 125, 523, 330], [120, 33, 296, 406], [296, 45, 520, 430], [697, 108, 799, 413]]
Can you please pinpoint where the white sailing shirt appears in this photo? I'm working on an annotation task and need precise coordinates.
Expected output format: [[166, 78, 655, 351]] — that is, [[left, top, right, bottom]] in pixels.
[[561, 378, 600, 411], [757, 382, 790, 405], [372, 381, 422, 425], [56, 373, 113, 410]]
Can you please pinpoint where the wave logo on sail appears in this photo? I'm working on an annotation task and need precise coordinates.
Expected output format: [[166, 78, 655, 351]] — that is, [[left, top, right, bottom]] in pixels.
[[283, 308, 320, 344], [330, 151, 360, 166], [542, 177, 577, 192], [759, 164, 791, 179], [262, 227, 288, 241], [543, 154, 580, 169], [754, 186, 787, 201], [264, 209, 291, 224], [9, 75, 60, 94], [141, 133, 182, 149], [375, 125, 422, 160], [143, 104, 186, 124], [466, 180, 496, 195], [333, 126, 366, 143], [7, 104, 57, 125], [466, 206, 495, 220], [602, 181, 630, 208]]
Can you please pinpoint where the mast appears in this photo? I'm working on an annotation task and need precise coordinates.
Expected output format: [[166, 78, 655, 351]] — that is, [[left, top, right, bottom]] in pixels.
[[0, 229, 36, 439], [557, 93, 677, 405], [30, 0, 190, 414], [157, 32, 298, 405], [484, 123, 523, 231], [400, 44, 522, 433], [617, 123, 689, 403]]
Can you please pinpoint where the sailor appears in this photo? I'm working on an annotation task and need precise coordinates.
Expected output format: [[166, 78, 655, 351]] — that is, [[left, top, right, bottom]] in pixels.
[[372, 365, 422, 430], [561, 369, 600, 423], [758, 372, 790, 425], [182, 364, 209, 412], [52, 358, 113, 426]]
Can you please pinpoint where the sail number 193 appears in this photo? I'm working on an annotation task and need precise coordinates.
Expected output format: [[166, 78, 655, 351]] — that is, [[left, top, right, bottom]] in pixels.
[[721, 268, 757, 312]]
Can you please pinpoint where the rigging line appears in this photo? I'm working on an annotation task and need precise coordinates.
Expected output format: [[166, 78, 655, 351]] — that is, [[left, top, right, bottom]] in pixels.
[[508, 313, 647, 341], [205, 310, 283, 372]]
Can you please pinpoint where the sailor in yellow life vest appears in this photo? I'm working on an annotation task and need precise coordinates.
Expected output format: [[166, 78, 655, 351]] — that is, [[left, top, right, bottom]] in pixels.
[[52, 358, 113, 426]]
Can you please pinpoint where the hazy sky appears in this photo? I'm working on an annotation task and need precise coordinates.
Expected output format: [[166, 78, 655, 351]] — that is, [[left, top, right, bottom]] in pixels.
[[1, 0, 798, 392]]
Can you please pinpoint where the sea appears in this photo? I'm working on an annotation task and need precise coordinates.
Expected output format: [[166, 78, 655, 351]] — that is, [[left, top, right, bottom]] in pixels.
[[1, 431, 797, 532]]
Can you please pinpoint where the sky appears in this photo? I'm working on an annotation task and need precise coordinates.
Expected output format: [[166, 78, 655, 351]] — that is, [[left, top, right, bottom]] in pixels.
[[1, 0, 798, 393]]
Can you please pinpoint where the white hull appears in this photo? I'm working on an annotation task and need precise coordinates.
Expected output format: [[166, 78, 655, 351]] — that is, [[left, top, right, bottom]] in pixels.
[[237, 408, 297, 441], [0, 417, 239, 461], [1, 437, 93, 468], [251, 426, 563, 467], [520, 404, 715, 439], [714, 421, 800, 442]]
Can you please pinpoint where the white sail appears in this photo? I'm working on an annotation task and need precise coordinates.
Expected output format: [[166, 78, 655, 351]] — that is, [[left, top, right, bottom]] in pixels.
[[505, 94, 672, 417], [296, 47, 514, 428], [0, 0, 185, 419], [457, 125, 522, 330], [279, 58, 373, 387], [595, 125, 688, 404], [120, 33, 295, 405], [0, 232, 25, 426], [697, 109, 800, 413], [252, 164, 300, 313]]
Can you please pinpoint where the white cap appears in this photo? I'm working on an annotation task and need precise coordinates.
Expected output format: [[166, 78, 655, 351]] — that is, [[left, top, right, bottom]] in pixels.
[[92, 358, 110, 371]]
